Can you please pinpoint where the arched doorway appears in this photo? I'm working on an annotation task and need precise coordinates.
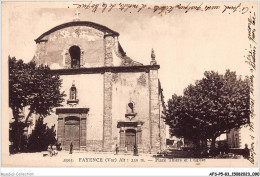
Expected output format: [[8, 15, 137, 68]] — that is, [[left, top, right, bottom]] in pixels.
[[69, 45, 81, 68], [64, 116, 80, 150], [125, 129, 136, 151]]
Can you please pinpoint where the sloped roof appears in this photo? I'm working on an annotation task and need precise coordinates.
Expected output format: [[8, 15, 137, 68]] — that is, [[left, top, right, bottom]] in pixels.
[[35, 21, 119, 43]]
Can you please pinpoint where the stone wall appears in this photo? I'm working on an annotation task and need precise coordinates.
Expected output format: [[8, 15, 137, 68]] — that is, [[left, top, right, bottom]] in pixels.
[[86, 140, 103, 151], [41, 68, 165, 153], [111, 72, 151, 153], [104, 36, 114, 67], [34, 26, 105, 68], [103, 72, 113, 151], [159, 94, 167, 151], [34, 22, 166, 153], [43, 74, 104, 151], [149, 69, 160, 153]]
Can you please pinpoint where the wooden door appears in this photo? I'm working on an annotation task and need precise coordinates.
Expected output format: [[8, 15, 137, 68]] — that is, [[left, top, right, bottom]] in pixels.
[[125, 129, 136, 151], [65, 118, 80, 151], [65, 125, 72, 151], [72, 125, 80, 150]]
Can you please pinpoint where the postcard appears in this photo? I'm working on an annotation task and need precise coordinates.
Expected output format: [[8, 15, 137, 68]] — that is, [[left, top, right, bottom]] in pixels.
[[1, 1, 258, 169]]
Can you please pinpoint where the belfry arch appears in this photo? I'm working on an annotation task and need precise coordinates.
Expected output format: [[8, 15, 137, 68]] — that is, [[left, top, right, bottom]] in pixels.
[[63, 44, 84, 69], [69, 45, 81, 68]]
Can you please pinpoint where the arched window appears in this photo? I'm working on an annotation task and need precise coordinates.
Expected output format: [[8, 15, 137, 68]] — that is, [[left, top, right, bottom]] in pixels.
[[69, 45, 81, 68]]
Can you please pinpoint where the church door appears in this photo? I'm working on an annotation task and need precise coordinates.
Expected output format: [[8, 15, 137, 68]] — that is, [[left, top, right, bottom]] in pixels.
[[65, 117, 80, 150], [125, 129, 136, 151]]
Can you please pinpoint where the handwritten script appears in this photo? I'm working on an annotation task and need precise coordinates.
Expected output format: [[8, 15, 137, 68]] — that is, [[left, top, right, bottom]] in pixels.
[[71, 2, 249, 15], [245, 11, 257, 165]]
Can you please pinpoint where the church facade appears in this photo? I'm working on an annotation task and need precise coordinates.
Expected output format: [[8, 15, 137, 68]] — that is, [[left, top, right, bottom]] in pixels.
[[32, 17, 166, 153]]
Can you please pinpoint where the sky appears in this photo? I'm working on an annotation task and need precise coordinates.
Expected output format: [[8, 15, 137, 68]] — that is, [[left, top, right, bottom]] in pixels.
[[3, 1, 253, 101]]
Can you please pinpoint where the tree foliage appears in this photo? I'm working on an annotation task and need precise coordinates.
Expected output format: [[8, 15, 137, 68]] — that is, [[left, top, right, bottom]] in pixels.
[[27, 117, 57, 152], [9, 56, 66, 123], [9, 56, 65, 152], [164, 70, 250, 149]]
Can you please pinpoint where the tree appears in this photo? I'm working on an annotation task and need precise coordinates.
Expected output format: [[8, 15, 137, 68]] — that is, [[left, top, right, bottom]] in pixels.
[[9, 121, 27, 153], [164, 70, 250, 152], [27, 117, 57, 152], [9, 56, 65, 151]]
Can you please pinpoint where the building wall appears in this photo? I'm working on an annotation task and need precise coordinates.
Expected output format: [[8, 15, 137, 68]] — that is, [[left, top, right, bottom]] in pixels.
[[43, 69, 163, 153], [43, 74, 104, 151], [111, 72, 150, 153], [159, 91, 166, 151], [34, 26, 105, 68], [239, 126, 251, 149], [149, 69, 161, 153], [227, 128, 241, 148], [32, 22, 165, 153]]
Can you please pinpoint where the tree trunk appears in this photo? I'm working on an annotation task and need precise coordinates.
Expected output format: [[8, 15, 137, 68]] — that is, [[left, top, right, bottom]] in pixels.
[[12, 107, 19, 122], [211, 137, 216, 149], [11, 108, 19, 152], [11, 107, 24, 153], [25, 109, 33, 126], [210, 137, 217, 156], [196, 139, 201, 149]]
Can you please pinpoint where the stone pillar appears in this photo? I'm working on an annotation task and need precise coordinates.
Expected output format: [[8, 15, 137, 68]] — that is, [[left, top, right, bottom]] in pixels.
[[35, 41, 47, 65], [80, 117, 87, 151], [136, 123, 142, 153], [64, 50, 70, 68], [80, 50, 84, 67], [104, 35, 114, 66], [149, 69, 160, 153], [160, 119, 166, 151], [57, 117, 65, 148], [119, 128, 125, 152], [102, 35, 114, 152], [103, 72, 113, 151]]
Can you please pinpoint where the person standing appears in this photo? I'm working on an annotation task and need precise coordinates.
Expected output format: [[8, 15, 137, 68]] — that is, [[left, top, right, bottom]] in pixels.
[[47, 144, 53, 157], [115, 144, 119, 155], [133, 145, 138, 156], [243, 144, 250, 159], [125, 145, 127, 154], [70, 142, 73, 154]]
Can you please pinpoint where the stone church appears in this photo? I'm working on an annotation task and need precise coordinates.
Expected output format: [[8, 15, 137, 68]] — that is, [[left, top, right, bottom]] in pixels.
[[32, 13, 166, 153]]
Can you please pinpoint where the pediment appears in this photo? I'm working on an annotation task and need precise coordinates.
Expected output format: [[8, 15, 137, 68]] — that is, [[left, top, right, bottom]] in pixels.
[[35, 21, 119, 43]]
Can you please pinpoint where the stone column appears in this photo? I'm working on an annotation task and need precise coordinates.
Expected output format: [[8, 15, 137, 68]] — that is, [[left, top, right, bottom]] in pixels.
[[149, 69, 160, 153], [80, 50, 84, 67], [102, 35, 114, 152], [119, 128, 125, 152], [57, 117, 65, 148], [136, 123, 143, 153], [103, 72, 113, 151], [64, 50, 70, 68], [104, 35, 114, 66], [80, 117, 87, 151]]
